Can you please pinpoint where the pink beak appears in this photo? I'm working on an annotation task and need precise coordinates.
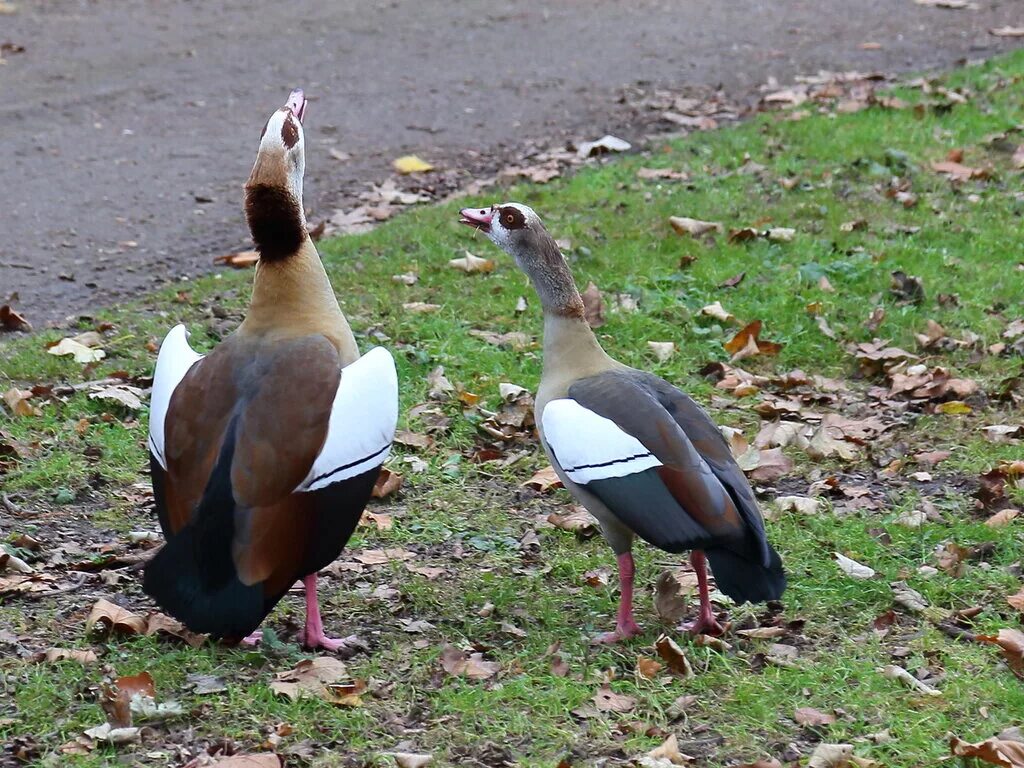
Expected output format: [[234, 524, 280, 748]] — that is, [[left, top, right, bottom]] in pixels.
[[459, 207, 493, 233], [285, 89, 307, 123]]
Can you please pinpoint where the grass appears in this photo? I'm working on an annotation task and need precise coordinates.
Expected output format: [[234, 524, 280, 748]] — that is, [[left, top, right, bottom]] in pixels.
[[2, 50, 1024, 767]]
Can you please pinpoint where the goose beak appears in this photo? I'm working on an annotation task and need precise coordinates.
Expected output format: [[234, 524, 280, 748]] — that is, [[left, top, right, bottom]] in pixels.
[[285, 89, 307, 123], [459, 207, 493, 233]]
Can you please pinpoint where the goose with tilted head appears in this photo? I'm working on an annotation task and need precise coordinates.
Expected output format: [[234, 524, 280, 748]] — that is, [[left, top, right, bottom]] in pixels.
[[459, 202, 785, 642], [144, 90, 397, 652]]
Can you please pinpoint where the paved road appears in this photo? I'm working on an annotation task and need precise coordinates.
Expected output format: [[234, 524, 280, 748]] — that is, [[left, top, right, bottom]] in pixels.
[[1, 0, 1020, 325]]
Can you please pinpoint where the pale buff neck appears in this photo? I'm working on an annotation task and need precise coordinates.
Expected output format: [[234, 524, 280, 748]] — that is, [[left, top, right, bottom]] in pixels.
[[239, 238, 359, 365]]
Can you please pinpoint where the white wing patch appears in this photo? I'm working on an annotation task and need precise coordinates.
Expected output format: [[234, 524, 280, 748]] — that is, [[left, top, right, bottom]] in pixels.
[[542, 399, 662, 484], [297, 346, 398, 492], [149, 325, 204, 470]]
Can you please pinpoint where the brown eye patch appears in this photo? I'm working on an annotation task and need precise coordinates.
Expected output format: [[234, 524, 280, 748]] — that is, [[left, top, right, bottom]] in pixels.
[[499, 206, 526, 230], [281, 116, 300, 149]]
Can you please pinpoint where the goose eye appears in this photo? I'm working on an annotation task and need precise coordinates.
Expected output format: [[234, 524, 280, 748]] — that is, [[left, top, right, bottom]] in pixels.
[[504, 213, 515, 225]]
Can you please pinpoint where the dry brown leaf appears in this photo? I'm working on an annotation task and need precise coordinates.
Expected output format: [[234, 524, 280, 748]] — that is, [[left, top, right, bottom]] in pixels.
[[975, 628, 1024, 679], [0, 304, 31, 332], [48, 337, 106, 363], [86, 599, 147, 637], [746, 447, 794, 482], [391, 754, 433, 768], [931, 159, 990, 181], [724, 320, 783, 361], [991, 26, 1024, 37], [143, 612, 205, 647], [636, 656, 663, 680], [807, 743, 854, 768], [981, 425, 1024, 443], [449, 251, 494, 274], [394, 430, 434, 451], [775, 496, 820, 515], [737, 626, 786, 640], [645, 734, 693, 765], [214, 250, 260, 268], [209, 755, 283, 768], [669, 216, 723, 238], [879, 664, 942, 696], [38, 648, 99, 665], [700, 301, 735, 324], [270, 657, 350, 701], [3, 387, 39, 417], [547, 505, 599, 536], [985, 509, 1018, 528], [524, 465, 563, 493], [439, 644, 500, 680], [654, 570, 690, 623], [1007, 587, 1024, 614], [353, 548, 415, 565], [581, 281, 606, 328], [402, 302, 441, 314], [795, 706, 836, 726], [372, 468, 403, 498], [593, 685, 636, 712], [950, 736, 1024, 768], [637, 167, 689, 181], [655, 634, 694, 677]]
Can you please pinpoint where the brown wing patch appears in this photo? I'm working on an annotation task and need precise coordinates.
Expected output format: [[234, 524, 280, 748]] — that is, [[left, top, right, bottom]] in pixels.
[[230, 336, 340, 507], [233, 495, 311, 593], [656, 466, 744, 537]]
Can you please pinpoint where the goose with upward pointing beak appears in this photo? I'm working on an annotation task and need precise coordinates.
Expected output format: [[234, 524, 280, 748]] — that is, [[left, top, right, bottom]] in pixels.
[[459, 203, 785, 642], [144, 90, 397, 651]]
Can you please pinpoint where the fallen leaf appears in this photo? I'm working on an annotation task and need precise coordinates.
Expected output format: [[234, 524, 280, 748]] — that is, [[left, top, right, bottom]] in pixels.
[[593, 685, 636, 712], [1007, 587, 1024, 614], [654, 570, 690, 623], [580, 281, 606, 328], [89, 385, 143, 411], [644, 734, 693, 765], [795, 707, 836, 727], [82, 722, 140, 745], [270, 657, 350, 701], [736, 626, 786, 640], [547, 505, 599, 537], [637, 167, 689, 181], [700, 301, 735, 324], [931, 159, 990, 181], [975, 628, 1024, 679], [3, 387, 39, 417], [85, 599, 147, 637], [372, 468, 403, 498], [990, 26, 1024, 37], [393, 155, 434, 174], [949, 735, 1024, 768], [439, 644, 500, 680], [47, 337, 106, 363], [775, 496, 819, 515], [655, 634, 694, 677], [724, 320, 783, 361], [647, 341, 676, 362], [524, 466, 563, 493], [402, 302, 441, 314], [37, 648, 98, 665], [392, 271, 418, 285], [214, 250, 260, 268], [209, 756, 283, 768], [353, 548, 415, 565], [807, 743, 854, 768], [0, 304, 31, 332], [718, 271, 746, 289], [985, 509, 1018, 528], [746, 447, 794, 482], [834, 553, 875, 579], [392, 754, 433, 768], [448, 251, 494, 274], [669, 216, 723, 238], [636, 656, 663, 680], [981, 425, 1024, 443], [577, 134, 631, 158]]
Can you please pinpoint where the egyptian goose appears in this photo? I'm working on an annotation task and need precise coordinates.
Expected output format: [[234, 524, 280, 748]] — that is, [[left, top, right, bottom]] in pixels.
[[144, 90, 398, 651], [459, 203, 785, 642]]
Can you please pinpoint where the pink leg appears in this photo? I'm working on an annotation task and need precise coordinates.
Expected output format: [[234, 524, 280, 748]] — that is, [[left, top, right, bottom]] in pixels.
[[593, 552, 643, 644], [302, 573, 359, 653], [682, 550, 726, 636], [241, 629, 263, 646]]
